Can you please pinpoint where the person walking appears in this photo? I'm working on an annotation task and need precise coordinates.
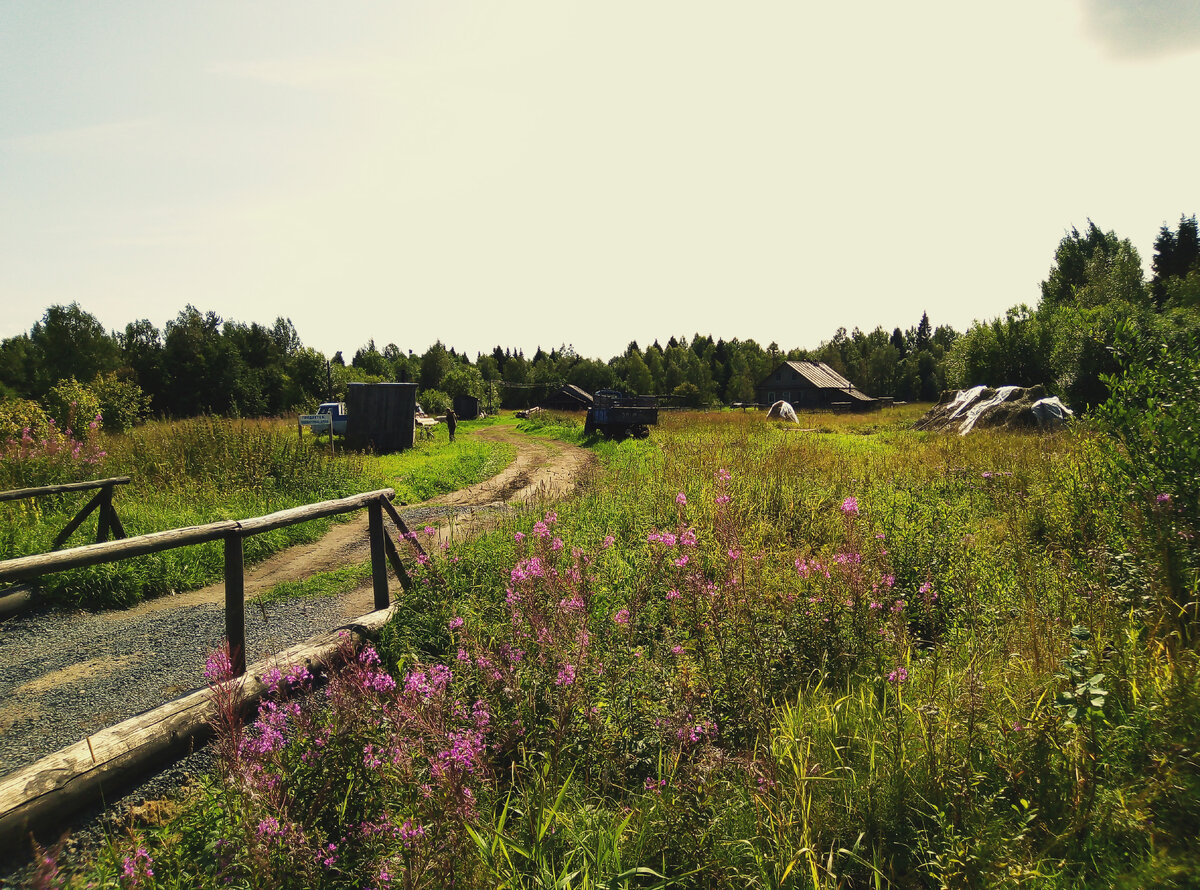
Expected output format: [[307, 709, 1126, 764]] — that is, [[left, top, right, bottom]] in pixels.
[[446, 407, 457, 442]]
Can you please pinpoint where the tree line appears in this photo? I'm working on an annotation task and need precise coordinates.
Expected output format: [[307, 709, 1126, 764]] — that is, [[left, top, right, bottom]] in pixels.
[[1, 214, 1196, 428]]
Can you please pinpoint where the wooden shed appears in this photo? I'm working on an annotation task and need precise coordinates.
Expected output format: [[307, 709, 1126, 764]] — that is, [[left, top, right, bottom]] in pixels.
[[346, 383, 418, 453], [453, 394, 481, 421]]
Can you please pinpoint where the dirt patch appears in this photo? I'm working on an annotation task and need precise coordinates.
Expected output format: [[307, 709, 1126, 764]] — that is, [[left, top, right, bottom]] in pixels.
[[16, 655, 144, 695]]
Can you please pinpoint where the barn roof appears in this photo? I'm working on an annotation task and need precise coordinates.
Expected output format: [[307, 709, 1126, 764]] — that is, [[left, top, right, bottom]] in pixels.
[[782, 361, 854, 390]]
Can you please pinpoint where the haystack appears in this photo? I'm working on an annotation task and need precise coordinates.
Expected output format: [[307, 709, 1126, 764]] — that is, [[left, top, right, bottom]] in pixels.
[[766, 400, 799, 423], [915, 386, 1073, 435]]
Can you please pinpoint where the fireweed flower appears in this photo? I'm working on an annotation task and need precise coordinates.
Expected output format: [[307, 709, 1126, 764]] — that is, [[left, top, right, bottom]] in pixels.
[[612, 608, 630, 625], [666, 589, 681, 601], [1156, 493, 1173, 506], [203, 649, 233, 684], [122, 847, 154, 882], [602, 534, 615, 548], [841, 496, 859, 515], [727, 549, 740, 561], [676, 492, 687, 505], [555, 663, 576, 686], [514, 531, 526, 543], [424, 526, 435, 536], [888, 666, 909, 684], [449, 616, 464, 630]]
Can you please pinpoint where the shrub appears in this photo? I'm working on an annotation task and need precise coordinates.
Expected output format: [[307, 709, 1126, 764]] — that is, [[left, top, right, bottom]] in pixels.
[[43, 377, 102, 434], [417, 389, 450, 417], [90, 371, 152, 433]]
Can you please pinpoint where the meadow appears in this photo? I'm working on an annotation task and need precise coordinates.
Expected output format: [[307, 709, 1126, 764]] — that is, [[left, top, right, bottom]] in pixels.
[[48, 402, 1200, 888], [0, 416, 513, 607]]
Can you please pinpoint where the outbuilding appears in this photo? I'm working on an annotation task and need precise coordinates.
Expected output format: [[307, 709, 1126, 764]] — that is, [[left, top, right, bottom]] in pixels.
[[755, 361, 879, 411], [346, 382, 418, 453]]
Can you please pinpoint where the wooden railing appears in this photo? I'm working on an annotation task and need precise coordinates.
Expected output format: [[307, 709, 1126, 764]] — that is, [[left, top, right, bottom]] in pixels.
[[0, 477, 131, 550], [0, 489, 428, 675]]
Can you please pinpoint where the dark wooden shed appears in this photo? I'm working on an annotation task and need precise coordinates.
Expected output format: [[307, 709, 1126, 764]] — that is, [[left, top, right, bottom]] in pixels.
[[346, 383, 418, 453], [453, 394, 481, 421]]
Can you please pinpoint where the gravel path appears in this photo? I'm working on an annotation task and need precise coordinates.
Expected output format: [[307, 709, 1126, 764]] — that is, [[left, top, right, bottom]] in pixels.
[[0, 428, 593, 882]]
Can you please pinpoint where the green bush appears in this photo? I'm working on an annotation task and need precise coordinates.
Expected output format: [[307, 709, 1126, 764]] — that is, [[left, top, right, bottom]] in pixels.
[[43, 377, 102, 434], [90, 370, 151, 433]]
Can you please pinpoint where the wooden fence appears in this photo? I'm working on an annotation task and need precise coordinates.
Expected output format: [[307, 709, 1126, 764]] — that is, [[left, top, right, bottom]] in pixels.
[[0, 488, 428, 675], [0, 476, 131, 550]]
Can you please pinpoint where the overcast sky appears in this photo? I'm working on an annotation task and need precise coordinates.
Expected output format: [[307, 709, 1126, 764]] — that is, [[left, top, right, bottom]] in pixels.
[[2, 1, 1199, 360]]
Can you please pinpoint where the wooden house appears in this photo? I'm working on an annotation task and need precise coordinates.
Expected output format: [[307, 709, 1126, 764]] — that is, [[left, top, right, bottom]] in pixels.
[[755, 361, 878, 411]]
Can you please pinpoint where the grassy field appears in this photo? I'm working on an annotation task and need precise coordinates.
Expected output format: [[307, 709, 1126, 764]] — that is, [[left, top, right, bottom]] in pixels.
[[0, 416, 513, 607], [47, 406, 1200, 887]]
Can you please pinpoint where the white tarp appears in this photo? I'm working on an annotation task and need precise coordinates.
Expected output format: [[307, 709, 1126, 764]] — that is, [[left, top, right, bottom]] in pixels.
[[947, 385, 987, 419], [767, 400, 799, 423], [959, 385, 1021, 435], [1031, 397, 1074, 430]]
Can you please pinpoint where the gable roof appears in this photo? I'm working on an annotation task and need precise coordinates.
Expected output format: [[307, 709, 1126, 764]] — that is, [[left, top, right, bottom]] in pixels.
[[759, 360, 853, 390]]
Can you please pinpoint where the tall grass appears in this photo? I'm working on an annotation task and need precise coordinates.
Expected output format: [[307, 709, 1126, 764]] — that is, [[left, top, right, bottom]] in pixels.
[[64, 408, 1200, 887]]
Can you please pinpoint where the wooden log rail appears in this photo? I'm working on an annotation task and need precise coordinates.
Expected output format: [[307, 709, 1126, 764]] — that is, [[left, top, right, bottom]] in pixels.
[[0, 488, 433, 675], [0, 477, 131, 550]]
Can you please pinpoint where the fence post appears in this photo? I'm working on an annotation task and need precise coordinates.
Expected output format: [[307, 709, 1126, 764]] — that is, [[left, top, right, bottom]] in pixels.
[[367, 498, 390, 610], [96, 485, 113, 544], [224, 532, 247, 676]]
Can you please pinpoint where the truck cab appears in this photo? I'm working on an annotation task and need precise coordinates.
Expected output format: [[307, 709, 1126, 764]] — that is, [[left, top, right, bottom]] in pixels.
[[316, 402, 348, 435]]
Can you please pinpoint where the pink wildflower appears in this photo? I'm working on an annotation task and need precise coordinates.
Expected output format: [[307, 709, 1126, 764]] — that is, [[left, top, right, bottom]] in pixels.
[[841, 496, 859, 515], [676, 492, 687, 505]]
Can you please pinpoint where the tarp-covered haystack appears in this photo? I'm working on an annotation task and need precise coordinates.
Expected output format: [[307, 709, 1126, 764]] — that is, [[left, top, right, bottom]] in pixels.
[[915, 385, 1073, 435], [766, 400, 799, 423]]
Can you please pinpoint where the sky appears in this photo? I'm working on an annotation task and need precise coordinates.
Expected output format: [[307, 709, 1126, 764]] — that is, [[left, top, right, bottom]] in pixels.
[[2, 1, 1199, 361]]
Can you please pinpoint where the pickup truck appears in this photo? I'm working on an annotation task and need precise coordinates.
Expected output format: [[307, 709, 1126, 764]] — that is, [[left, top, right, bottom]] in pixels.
[[307, 403, 350, 436]]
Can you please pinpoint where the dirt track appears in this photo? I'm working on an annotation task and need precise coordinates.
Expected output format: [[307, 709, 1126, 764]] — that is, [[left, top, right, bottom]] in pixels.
[[0, 425, 594, 775]]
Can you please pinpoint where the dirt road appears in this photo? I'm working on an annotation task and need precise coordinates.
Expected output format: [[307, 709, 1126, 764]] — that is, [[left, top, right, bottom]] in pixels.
[[0, 426, 594, 775]]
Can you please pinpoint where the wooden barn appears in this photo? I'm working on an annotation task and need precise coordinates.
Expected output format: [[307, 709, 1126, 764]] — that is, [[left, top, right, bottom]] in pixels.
[[755, 361, 878, 411], [541, 384, 594, 412]]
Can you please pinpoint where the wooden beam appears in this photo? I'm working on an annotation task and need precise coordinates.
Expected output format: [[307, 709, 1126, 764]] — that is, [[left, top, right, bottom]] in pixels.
[[0, 521, 241, 585], [367, 499, 389, 611], [236, 489, 395, 536], [381, 530, 414, 592], [379, 497, 431, 563], [0, 477, 131, 504], [224, 534, 246, 676], [50, 488, 106, 551]]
